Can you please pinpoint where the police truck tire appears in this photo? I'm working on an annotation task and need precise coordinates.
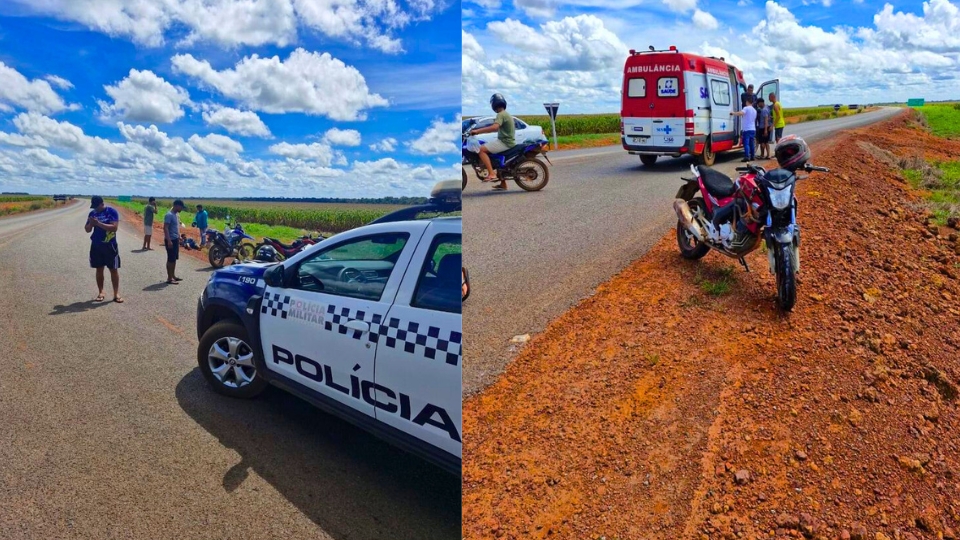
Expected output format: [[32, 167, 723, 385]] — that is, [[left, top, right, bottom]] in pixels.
[[198, 321, 268, 399], [640, 155, 658, 167]]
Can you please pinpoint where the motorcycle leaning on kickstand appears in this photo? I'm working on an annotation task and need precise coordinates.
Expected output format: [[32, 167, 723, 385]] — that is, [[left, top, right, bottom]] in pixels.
[[672, 135, 829, 311]]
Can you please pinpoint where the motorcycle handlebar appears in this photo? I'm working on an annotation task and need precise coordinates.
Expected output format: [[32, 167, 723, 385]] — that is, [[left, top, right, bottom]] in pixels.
[[804, 163, 830, 173]]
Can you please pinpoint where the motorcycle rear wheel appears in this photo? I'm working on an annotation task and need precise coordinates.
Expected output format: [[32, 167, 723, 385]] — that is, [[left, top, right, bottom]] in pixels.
[[462, 168, 468, 190], [774, 242, 796, 311], [514, 158, 549, 191], [209, 244, 227, 268], [677, 198, 710, 260]]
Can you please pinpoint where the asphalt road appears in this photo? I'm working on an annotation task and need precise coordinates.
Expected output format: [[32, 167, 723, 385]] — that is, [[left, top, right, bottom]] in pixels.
[[0, 202, 459, 539], [462, 106, 903, 395]]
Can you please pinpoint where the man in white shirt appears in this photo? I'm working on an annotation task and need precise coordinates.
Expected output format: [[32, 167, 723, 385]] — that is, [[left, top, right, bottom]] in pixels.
[[731, 97, 758, 162]]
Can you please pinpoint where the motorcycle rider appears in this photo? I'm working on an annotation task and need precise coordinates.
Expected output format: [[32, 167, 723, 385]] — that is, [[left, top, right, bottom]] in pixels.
[[468, 93, 515, 191]]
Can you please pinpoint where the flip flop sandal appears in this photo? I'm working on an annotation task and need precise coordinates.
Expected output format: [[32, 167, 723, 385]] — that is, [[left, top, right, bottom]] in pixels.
[[492, 185, 508, 191], [114, 297, 124, 303], [94, 294, 105, 302], [173, 277, 184, 281], [167, 280, 180, 285]]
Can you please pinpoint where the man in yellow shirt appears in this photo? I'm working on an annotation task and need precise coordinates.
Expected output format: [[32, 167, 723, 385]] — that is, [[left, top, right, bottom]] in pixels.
[[770, 92, 786, 142]]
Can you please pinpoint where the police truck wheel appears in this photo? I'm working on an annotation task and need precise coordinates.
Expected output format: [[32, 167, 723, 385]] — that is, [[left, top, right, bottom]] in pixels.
[[198, 321, 267, 399], [699, 140, 716, 166], [640, 155, 658, 167]]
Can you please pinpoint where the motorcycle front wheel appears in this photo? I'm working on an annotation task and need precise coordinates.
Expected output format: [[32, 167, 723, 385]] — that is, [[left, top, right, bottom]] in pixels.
[[462, 168, 467, 190], [513, 158, 549, 191], [208, 244, 227, 268], [774, 242, 797, 311], [237, 242, 257, 262]]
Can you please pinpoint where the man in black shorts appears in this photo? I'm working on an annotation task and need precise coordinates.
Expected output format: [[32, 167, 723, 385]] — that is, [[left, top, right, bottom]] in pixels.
[[85, 196, 123, 303], [163, 199, 185, 285]]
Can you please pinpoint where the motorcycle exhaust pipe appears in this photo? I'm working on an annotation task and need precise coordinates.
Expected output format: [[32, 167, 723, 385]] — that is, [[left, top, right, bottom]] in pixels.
[[673, 199, 706, 242]]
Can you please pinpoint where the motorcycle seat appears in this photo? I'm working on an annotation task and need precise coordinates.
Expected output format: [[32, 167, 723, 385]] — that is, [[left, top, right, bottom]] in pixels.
[[266, 237, 302, 250], [490, 143, 528, 159], [698, 165, 737, 198]]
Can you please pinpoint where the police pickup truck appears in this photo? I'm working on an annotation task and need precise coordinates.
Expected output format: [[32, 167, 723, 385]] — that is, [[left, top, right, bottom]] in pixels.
[[196, 181, 464, 474]]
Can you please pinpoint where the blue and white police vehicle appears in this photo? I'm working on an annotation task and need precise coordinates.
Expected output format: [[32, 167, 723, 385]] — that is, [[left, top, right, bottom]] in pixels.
[[196, 181, 464, 474]]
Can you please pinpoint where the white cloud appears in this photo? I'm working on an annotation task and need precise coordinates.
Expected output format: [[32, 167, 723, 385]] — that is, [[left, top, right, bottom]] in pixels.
[[408, 117, 460, 155], [692, 9, 718, 30], [201, 105, 272, 138], [99, 69, 191, 123], [267, 141, 336, 166], [118, 123, 206, 165], [44, 75, 74, 90], [0, 62, 77, 114], [370, 137, 398, 152], [662, 0, 697, 12], [188, 133, 244, 158], [7, 0, 444, 53], [322, 128, 362, 146], [172, 48, 388, 121]]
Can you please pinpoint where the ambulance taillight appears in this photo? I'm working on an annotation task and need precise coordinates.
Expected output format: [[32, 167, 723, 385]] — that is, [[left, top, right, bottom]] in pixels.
[[685, 109, 695, 136]]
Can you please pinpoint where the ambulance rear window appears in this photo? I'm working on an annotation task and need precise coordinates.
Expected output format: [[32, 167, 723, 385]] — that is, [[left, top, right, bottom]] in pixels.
[[657, 77, 679, 98], [627, 78, 646, 98], [711, 80, 731, 106]]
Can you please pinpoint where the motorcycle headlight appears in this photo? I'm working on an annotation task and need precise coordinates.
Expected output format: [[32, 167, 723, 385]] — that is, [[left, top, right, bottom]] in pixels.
[[768, 185, 794, 210]]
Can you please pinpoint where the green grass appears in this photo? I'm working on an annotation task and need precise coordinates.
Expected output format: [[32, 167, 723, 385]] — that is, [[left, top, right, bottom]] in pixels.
[[0, 195, 47, 203], [918, 104, 960, 138], [903, 169, 923, 188], [554, 133, 621, 146], [694, 266, 735, 297], [111, 199, 322, 244]]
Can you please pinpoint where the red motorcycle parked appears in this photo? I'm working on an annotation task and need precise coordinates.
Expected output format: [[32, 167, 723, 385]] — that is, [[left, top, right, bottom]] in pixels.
[[256, 234, 323, 261], [673, 136, 828, 311]]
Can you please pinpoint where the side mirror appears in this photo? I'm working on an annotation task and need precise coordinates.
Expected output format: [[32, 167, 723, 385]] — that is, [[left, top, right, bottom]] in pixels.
[[461, 267, 471, 302], [264, 264, 284, 288]]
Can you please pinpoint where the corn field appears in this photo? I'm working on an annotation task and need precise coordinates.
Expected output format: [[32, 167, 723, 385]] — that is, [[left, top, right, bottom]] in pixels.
[[520, 106, 870, 137], [0, 195, 48, 203], [131, 198, 392, 233]]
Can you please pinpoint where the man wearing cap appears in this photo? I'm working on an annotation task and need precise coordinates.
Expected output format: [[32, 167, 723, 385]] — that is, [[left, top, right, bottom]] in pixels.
[[163, 200, 185, 285], [84, 196, 123, 303]]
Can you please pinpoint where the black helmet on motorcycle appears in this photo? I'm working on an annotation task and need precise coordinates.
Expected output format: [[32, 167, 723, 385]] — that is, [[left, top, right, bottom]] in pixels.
[[774, 135, 811, 172], [490, 93, 507, 112], [255, 245, 279, 263]]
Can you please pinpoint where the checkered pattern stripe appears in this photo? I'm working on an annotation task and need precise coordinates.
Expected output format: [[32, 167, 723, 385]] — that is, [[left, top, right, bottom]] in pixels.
[[324, 304, 462, 366], [261, 291, 291, 319]]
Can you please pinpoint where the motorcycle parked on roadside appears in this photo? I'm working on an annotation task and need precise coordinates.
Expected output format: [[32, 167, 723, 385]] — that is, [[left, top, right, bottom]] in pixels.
[[672, 136, 828, 311], [461, 128, 552, 192], [205, 219, 256, 268], [254, 234, 322, 261]]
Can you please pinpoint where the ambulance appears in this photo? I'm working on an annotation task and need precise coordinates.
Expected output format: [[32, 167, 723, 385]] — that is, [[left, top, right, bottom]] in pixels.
[[620, 46, 779, 167]]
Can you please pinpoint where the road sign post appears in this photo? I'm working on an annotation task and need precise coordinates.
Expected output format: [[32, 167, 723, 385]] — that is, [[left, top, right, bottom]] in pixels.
[[543, 102, 559, 150]]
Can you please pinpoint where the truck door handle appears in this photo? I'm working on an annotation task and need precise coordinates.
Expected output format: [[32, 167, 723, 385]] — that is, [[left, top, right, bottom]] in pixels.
[[344, 320, 370, 332]]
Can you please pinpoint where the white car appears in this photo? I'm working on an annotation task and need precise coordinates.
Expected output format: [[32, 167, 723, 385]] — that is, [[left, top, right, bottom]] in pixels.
[[196, 182, 464, 474], [463, 116, 546, 146]]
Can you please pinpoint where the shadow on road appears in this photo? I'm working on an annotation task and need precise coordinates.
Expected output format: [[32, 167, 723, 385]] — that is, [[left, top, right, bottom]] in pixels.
[[462, 188, 535, 199], [143, 282, 173, 292], [49, 300, 111, 315], [174, 368, 460, 540]]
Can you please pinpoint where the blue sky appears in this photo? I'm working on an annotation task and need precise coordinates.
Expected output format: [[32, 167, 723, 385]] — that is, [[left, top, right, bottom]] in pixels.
[[0, 0, 461, 198], [463, 0, 960, 115]]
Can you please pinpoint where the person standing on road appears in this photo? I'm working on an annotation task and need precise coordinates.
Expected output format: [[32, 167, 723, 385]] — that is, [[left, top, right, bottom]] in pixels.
[[756, 98, 771, 160], [85, 196, 123, 303], [194, 204, 209, 248], [163, 200, 185, 285], [770, 93, 786, 142], [468, 93, 515, 191], [141, 197, 157, 250], [730, 96, 757, 162]]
